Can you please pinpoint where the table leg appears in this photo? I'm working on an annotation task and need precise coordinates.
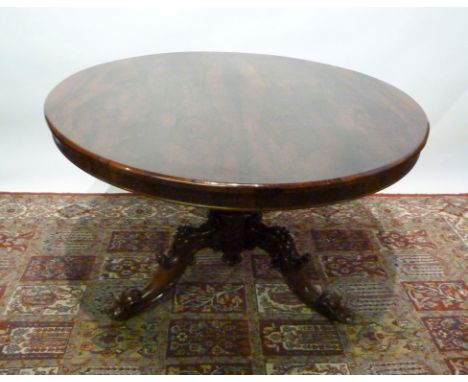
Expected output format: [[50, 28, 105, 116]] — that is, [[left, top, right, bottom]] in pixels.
[[108, 223, 213, 320], [251, 220, 355, 324]]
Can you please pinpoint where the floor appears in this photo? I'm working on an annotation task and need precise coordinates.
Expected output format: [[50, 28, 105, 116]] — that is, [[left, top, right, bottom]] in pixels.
[[0, 193, 466, 374]]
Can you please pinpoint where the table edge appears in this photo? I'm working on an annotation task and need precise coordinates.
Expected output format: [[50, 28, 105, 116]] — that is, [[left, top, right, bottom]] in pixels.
[[47, 116, 429, 211]]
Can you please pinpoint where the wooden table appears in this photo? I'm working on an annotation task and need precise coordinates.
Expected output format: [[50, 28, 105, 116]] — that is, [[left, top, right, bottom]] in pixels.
[[45, 52, 429, 323]]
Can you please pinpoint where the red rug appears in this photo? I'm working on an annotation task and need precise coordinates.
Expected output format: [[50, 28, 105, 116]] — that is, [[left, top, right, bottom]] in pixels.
[[0, 193, 466, 374]]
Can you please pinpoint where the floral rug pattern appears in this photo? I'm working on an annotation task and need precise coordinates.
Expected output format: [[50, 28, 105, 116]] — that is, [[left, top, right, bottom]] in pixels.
[[0, 193, 466, 374]]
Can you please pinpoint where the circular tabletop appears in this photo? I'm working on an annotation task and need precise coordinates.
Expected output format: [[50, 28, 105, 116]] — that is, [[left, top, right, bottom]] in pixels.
[[45, 52, 429, 210]]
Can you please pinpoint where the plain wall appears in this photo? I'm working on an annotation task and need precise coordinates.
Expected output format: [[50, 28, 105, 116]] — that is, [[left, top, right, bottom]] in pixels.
[[0, 7, 467, 193]]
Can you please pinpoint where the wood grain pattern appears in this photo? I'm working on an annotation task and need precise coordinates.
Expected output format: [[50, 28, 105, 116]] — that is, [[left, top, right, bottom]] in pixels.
[[45, 52, 429, 210]]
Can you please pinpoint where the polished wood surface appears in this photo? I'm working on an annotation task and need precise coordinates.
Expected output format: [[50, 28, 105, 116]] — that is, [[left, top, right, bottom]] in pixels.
[[45, 52, 429, 210]]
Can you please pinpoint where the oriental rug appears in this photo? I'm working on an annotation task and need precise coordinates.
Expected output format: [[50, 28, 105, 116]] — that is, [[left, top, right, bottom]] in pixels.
[[0, 193, 466, 375]]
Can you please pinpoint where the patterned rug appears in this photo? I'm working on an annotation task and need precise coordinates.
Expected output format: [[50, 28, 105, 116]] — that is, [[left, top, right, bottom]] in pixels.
[[0, 193, 466, 375]]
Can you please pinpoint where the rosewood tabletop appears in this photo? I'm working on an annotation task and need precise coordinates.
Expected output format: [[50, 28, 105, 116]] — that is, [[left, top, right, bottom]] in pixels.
[[45, 52, 429, 211], [45, 52, 429, 324]]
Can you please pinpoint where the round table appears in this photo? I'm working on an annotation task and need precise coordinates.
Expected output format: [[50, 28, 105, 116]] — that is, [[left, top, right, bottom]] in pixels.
[[45, 52, 429, 323]]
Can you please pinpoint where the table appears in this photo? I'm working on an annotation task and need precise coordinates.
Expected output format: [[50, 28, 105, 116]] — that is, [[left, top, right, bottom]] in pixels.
[[44, 52, 429, 323]]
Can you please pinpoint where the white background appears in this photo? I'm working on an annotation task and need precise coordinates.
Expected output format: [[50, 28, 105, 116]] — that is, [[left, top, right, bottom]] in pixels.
[[0, 7, 467, 194]]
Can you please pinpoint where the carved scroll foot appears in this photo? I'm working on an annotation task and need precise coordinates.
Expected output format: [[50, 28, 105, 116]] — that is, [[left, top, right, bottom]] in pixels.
[[108, 223, 213, 320], [108, 261, 189, 321], [314, 290, 355, 324], [281, 265, 355, 324]]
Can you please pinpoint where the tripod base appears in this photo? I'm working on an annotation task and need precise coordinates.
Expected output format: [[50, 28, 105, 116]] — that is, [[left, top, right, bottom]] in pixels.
[[109, 210, 354, 324]]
